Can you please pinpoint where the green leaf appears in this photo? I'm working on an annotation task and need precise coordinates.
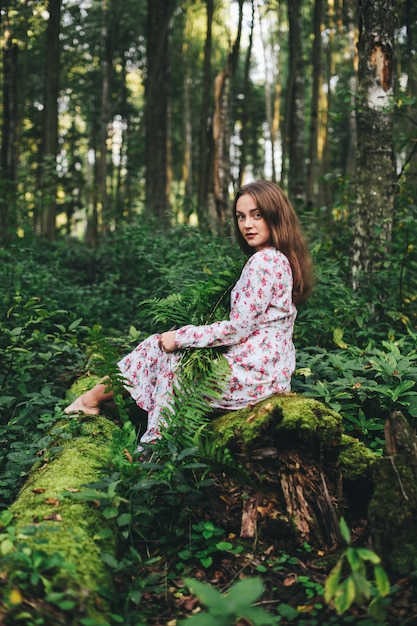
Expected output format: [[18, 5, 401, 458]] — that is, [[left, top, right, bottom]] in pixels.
[[199, 556, 213, 568], [226, 577, 263, 609], [183, 577, 225, 610], [334, 576, 356, 614], [355, 547, 381, 564], [374, 565, 390, 597], [346, 548, 362, 571], [241, 606, 277, 624], [324, 559, 342, 603], [68, 318, 83, 331], [117, 513, 131, 527], [1, 538, 14, 555], [277, 603, 300, 619], [102, 506, 118, 519], [93, 528, 113, 541], [339, 517, 351, 544]]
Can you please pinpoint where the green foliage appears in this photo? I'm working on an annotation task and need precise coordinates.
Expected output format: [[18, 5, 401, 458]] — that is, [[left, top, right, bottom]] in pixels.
[[324, 519, 390, 622], [179, 577, 277, 625], [293, 335, 417, 449], [2, 215, 417, 624]]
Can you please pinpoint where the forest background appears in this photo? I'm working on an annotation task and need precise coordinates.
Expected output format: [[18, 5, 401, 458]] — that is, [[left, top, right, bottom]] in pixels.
[[1, 0, 417, 625]]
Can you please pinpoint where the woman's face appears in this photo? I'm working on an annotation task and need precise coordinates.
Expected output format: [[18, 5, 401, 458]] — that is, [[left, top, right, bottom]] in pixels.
[[235, 193, 272, 251]]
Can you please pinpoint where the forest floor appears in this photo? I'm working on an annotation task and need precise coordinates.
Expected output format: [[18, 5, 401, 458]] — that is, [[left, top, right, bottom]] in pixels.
[[124, 509, 417, 625]]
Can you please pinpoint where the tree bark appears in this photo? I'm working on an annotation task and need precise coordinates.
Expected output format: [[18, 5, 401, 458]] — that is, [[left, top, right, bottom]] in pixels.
[[237, 0, 254, 189], [5, 412, 120, 623], [38, 0, 62, 240], [208, 395, 376, 550], [306, 0, 324, 209], [0, 13, 19, 239], [368, 411, 417, 576], [145, 0, 176, 223], [196, 0, 214, 229], [212, 0, 243, 235], [285, 0, 305, 205], [351, 0, 395, 288]]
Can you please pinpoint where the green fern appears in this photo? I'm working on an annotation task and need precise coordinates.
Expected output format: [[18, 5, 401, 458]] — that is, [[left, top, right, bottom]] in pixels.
[[140, 263, 242, 331]]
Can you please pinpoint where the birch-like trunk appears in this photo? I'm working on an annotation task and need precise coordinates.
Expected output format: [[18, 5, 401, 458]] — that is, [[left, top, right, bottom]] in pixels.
[[286, 0, 305, 204], [351, 0, 395, 288]]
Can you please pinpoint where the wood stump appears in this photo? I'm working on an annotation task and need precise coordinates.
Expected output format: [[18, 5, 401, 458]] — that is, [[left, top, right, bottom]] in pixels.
[[368, 411, 417, 576], [208, 394, 377, 551]]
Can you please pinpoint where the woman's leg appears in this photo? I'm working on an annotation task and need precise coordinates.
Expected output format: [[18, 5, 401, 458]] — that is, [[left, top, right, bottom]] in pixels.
[[64, 378, 114, 415]]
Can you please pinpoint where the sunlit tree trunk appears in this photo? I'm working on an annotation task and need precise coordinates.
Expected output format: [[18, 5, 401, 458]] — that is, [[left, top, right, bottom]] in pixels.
[[285, 0, 305, 204], [212, 0, 243, 235], [306, 0, 324, 209], [345, 0, 358, 180], [237, 0, 254, 189], [38, 0, 61, 240], [197, 0, 214, 229], [402, 0, 417, 185], [351, 0, 395, 288], [0, 13, 19, 239], [97, 0, 116, 233], [145, 0, 176, 223]]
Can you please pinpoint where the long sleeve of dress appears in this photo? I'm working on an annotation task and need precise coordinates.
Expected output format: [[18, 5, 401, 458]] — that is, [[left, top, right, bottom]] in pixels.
[[175, 248, 294, 350]]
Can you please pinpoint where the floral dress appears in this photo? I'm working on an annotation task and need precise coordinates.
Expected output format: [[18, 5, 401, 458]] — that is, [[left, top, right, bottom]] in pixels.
[[118, 247, 297, 445]]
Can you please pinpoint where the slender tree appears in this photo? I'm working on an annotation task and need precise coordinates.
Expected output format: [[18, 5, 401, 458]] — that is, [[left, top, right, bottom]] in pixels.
[[144, 0, 176, 223], [352, 0, 395, 287], [283, 0, 305, 204], [306, 0, 324, 209], [38, 0, 62, 240], [197, 0, 214, 229], [0, 7, 19, 238], [212, 0, 243, 234]]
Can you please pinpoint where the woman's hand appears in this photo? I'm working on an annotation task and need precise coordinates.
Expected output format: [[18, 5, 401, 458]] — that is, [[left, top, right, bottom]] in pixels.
[[158, 330, 177, 353]]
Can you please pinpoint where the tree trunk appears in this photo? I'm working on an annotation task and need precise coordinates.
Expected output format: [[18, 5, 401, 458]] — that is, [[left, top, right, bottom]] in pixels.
[[212, 0, 243, 235], [208, 395, 376, 550], [145, 0, 176, 223], [196, 0, 214, 230], [351, 0, 395, 288], [5, 410, 120, 623], [237, 0, 254, 189], [97, 0, 117, 233], [39, 0, 62, 241], [285, 0, 305, 205], [0, 15, 19, 239], [368, 411, 417, 577], [306, 0, 324, 209]]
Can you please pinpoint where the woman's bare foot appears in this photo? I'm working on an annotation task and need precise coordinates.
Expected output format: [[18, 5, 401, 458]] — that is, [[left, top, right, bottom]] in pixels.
[[64, 394, 100, 415], [64, 380, 114, 416]]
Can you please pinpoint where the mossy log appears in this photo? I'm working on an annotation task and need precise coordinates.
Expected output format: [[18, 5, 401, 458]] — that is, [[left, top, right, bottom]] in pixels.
[[5, 394, 120, 624], [207, 394, 377, 551], [368, 411, 417, 577]]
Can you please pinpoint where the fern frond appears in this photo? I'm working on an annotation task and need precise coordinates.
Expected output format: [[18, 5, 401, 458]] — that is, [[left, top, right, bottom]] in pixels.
[[139, 263, 242, 331]]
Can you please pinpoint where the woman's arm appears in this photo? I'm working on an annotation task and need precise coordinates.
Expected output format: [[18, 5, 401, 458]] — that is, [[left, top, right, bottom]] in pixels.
[[175, 250, 293, 350]]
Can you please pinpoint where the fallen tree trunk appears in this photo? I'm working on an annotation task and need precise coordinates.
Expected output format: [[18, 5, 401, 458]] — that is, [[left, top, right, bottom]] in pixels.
[[207, 394, 377, 551], [2, 396, 120, 624]]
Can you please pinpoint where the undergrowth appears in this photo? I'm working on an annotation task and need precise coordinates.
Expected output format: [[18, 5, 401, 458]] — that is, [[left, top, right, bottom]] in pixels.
[[0, 213, 417, 624]]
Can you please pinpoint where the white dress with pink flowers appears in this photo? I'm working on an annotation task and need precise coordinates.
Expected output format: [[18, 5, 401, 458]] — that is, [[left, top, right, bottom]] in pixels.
[[118, 247, 297, 445]]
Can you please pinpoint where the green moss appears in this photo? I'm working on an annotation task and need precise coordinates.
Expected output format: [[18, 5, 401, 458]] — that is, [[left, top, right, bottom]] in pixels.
[[369, 455, 417, 576], [65, 374, 102, 404], [8, 414, 120, 623], [337, 433, 378, 480], [212, 394, 343, 448]]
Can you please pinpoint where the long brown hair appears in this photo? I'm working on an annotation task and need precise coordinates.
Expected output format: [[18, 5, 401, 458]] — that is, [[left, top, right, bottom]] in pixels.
[[233, 180, 314, 304]]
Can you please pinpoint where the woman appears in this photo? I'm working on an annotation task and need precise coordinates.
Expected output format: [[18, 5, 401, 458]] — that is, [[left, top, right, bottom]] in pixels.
[[65, 180, 313, 446]]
